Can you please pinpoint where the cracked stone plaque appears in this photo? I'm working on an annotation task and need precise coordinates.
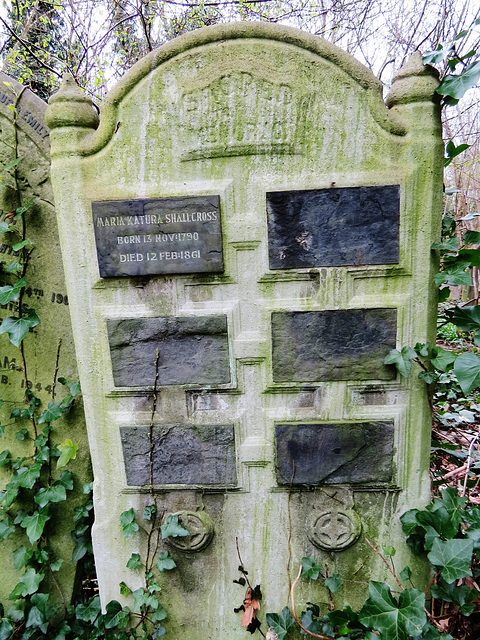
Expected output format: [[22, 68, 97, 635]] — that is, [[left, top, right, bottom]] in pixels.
[[92, 195, 223, 277], [107, 315, 231, 387], [272, 308, 396, 382], [275, 421, 394, 485], [267, 185, 400, 269], [121, 424, 236, 486]]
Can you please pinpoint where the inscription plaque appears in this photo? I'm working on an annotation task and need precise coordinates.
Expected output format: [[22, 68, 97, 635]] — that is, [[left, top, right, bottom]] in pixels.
[[267, 185, 400, 269], [92, 195, 223, 277], [272, 309, 396, 382], [108, 315, 231, 387], [275, 421, 394, 485], [121, 424, 236, 486]]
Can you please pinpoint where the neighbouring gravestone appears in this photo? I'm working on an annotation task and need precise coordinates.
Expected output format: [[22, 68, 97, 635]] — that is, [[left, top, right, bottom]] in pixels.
[[0, 74, 90, 603], [46, 23, 442, 638]]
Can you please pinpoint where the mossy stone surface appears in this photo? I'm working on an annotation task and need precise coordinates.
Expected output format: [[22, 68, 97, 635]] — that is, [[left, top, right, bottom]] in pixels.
[[46, 23, 442, 637]]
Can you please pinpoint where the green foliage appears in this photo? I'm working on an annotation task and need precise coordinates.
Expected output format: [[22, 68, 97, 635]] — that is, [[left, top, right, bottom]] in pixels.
[[266, 487, 480, 639], [160, 514, 189, 539], [266, 607, 295, 640]]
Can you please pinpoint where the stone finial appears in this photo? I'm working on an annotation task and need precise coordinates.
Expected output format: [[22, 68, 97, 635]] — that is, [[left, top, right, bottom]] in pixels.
[[45, 73, 99, 130], [386, 51, 440, 107]]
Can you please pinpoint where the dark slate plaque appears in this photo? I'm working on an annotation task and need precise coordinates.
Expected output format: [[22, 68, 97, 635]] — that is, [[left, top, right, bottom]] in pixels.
[[267, 185, 400, 269], [272, 309, 396, 382], [121, 424, 236, 486], [107, 316, 231, 387], [275, 421, 394, 485], [92, 195, 223, 277]]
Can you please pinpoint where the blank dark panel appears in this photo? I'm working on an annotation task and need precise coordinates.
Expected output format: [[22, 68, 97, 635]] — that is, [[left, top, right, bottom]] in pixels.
[[267, 185, 400, 269], [121, 424, 236, 486], [275, 421, 394, 485], [108, 315, 231, 387], [272, 309, 396, 382]]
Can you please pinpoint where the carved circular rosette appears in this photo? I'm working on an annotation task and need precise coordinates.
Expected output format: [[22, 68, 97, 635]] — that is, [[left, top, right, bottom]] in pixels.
[[308, 509, 362, 552], [164, 510, 214, 553]]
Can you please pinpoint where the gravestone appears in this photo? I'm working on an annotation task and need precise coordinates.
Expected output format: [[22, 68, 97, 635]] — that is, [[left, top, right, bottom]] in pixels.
[[46, 23, 442, 638], [0, 74, 89, 603]]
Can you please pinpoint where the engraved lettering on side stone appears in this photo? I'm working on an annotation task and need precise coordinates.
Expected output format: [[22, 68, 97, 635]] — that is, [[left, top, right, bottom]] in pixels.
[[267, 185, 400, 269], [108, 315, 230, 387], [272, 309, 397, 383], [275, 421, 394, 485], [308, 509, 362, 551], [164, 511, 214, 553], [179, 72, 310, 160], [92, 195, 223, 277], [120, 424, 236, 486]]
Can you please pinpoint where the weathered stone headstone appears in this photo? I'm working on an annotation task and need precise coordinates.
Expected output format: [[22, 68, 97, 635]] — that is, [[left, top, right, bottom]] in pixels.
[[0, 73, 89, 603], [46, 23, 442, 638]]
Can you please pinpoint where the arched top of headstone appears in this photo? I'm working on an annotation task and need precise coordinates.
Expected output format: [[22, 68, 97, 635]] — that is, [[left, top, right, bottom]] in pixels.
[[47, 21, 441, 158], [0, 72, 50, 156]]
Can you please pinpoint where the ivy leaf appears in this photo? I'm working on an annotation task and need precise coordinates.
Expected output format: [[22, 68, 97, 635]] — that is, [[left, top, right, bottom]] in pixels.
[[120, 508, 139, 538], [126, 553, 142, 570], [13, 545, 33, 570], [454, 352, 480, 395], [12, 239, 29, 252], [451, 305, 480, 332], [431, 237, 459, 252], [104, 600, 130, 630], [15, 461, 43, 489], [13, 568, 44, 597], [384, 346, 417, 378], [119, 581, 131, 596], [325, 574, 342, 593], [431, 347, 457, 372], [0, 516, 15, 540], [143, 504, 156, 521], [58, 377, 81, 397], [0, 309, 40, 347], [56, 439, 78, 467], [437, 61, 480, 99], [34, 484, 67, 509], [435, 263, 473, 287], [156, 551, 176, 572], [160, 514, 189, 539], [464, 230, 480, 244], [5, 261, 22, 273], [399, 566, 412, 582], [266, 607, 295, 640], [152, 606, 168, 622], [0, 277, 25, 305], [300, 555, 323, 580], [0, 620, 13, 640], [51, 559, 63, 572], [444, 141, 470, 166], [21, 507, 51, 543], [428, 538, 473, 583], [57, 470, 74, 490], [358, 583, 426, 640], [75, 595, 101, 623], [38, 401, 63, 424], [430, 577, 477, 615], [301, 609, 323, 635]]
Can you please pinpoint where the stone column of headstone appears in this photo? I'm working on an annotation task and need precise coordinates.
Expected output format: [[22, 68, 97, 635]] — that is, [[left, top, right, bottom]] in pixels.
[[45, 23, 442, 637], [0, 74, 90, 604]]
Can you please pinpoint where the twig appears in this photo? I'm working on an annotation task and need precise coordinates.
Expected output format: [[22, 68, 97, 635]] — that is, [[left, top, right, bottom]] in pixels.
[[462, 433, 480, 497], [365, 538, 404, 591], [235, 537, 253, 590], [443, 463, 468, 480], [290, 565, 334, 640], [145, 349, 160, 571], [286, 460, 295, 602]]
